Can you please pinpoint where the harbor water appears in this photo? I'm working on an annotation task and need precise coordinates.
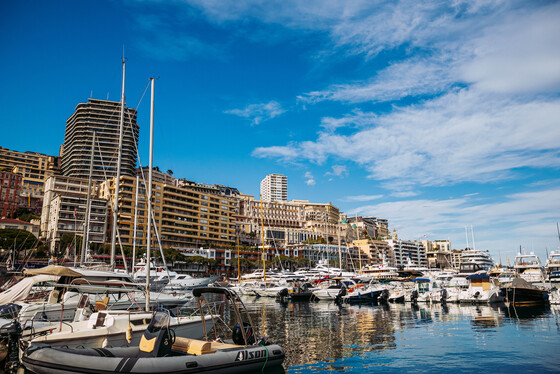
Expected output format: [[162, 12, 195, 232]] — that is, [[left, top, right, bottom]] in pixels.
[[242, 297, 560, 373]]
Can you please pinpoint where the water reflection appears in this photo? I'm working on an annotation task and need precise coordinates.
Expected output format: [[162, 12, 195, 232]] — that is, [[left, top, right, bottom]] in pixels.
[[240, 297, 560, 372]]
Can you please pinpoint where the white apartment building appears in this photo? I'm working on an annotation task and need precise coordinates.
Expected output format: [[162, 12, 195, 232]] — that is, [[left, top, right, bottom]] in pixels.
[[40, 175, 108, 253], [386, 238, 428, 268], [260, 174, 287, 202]]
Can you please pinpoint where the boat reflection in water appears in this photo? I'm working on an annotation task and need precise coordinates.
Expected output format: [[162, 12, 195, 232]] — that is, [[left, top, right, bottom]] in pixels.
[[240, 296, 560, 373]]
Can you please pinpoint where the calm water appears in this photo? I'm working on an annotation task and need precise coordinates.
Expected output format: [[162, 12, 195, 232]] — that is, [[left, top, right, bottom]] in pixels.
[[242, 297, 560, 373]]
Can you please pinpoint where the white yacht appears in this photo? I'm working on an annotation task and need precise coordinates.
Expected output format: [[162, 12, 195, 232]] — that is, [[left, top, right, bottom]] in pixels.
[[545, 251, 560, 279], [357, 264, 399, 282], [514, 252, 545, 284], [459, 249, 494, 273]]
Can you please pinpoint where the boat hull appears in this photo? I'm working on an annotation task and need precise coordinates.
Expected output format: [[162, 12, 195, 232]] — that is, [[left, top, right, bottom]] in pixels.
[[23, 343, 285, 374], [501, 287, 549, 306]]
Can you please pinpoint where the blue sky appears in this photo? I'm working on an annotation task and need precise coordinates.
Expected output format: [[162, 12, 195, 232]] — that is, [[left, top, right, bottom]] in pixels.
[[1, 0, 560, 262]]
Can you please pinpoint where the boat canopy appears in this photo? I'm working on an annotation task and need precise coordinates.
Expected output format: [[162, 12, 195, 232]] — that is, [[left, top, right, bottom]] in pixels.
[[0, 274, 58, 305], [24, 265, 83, 277], [412, 278, 431, 282], [192, 286, 235, 298], [466, 273, 490, 280]]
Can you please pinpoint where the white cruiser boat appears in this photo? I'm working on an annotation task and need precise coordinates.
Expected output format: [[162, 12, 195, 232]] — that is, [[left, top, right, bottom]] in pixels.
[[134, 262, 219, 291], [28, 309, 212, 348], [12, 266, 187, 326], [458, 273, 504, 304], [514, 252, 545, 284], [357, 264, 399, 282], [459, 249, 495, 274], [545, 251, 560, 277], [312, 278, 357, 301]]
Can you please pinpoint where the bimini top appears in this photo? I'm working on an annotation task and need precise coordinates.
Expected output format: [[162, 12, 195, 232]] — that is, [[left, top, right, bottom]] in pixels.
[[466, 273, 490, 280], [412, 278, 431, 282], [24, 265, 83, 277], [192, 286, 236, 298]]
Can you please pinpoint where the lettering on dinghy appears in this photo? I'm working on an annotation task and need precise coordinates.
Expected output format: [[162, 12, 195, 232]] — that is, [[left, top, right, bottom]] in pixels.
[[235, 349, 267, 361]]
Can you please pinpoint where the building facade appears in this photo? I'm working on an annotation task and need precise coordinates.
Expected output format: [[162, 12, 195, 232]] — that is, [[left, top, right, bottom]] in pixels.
[[260, 174, 287, 202], [0, 170, 22, 218], [60, 99, 139, 181], [136, 167, 175, 185], [40, 175, 108, 253], [0, 147, 59, 199], [99, 176, 238, 250]]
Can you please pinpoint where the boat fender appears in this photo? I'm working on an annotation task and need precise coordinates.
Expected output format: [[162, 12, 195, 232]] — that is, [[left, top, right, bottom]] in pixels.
[[126, 325, 133, 343], [474, 291, 480, 298]]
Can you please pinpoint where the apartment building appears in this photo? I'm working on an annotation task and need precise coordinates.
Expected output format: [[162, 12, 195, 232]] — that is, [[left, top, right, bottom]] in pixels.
[[386, 236, 428, 268], [260, 173, 287, 202], [0, 146, 59, 197], [60, 99, 139, 180], [136, 166, 174, 185], [40, 175, 108, 252], [0, 170, 22, 218], [237, 195, 321, 246], [99, 176, 238, 249], [302, 202, 340, 242]]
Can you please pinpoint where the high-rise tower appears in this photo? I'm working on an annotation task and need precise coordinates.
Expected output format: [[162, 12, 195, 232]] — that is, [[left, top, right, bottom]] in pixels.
[[260, 173, 287, 202], [60, 99, 139, 181]]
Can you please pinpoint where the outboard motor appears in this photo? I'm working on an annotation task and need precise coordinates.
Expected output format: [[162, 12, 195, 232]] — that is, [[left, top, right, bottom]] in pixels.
[[411, 290, 419, 303], [0, 319, 23, 373], [440, 288, 448, 303], [335, 287, 347, 304], [0, 304, 21, 320], [232, 322, 255, 345], [379, 289, 390, 303], [276, 288, 289, 303]]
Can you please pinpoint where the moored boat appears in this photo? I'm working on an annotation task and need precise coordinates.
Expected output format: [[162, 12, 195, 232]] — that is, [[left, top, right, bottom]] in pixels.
[[22, 287, 285, 374], [500, 277, 549, 306]]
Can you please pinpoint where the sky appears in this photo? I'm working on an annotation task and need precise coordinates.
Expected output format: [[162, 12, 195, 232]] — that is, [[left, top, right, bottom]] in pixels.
[[1, 0, 560, 263]]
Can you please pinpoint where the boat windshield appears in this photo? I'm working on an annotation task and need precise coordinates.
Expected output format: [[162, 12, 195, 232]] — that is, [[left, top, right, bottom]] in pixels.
[[146, 312, 170, 333]]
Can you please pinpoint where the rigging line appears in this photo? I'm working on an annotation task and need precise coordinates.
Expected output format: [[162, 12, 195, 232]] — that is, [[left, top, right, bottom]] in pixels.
[[95, 136, 126, 262]]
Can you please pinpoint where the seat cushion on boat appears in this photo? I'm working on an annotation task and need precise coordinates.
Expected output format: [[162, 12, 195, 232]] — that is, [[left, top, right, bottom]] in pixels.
[[172, 338, 215, 355]]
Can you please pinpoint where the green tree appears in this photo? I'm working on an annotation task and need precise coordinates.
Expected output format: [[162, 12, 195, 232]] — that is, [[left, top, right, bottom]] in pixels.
[[0, 229, 41, 260]]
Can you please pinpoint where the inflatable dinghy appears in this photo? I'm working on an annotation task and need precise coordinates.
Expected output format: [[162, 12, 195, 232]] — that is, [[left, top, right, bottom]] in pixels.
[[22, 287, 285, 374]]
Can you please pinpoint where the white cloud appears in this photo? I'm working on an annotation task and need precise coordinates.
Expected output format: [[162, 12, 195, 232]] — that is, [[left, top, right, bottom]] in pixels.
[[354, 187, 560, 260], [254, 89, 560, 187], [225, 101, 286, 125], [342, 194, 384, 202], [325, 165, 348, 177], [304, 171, 316, 186]]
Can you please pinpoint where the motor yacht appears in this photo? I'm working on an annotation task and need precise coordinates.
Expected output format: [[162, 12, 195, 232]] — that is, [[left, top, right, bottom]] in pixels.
[[459, 249, 495, 274], [545, 251, 560, 278], [458, 273, 504, 304], [514, 252, 545, 284]]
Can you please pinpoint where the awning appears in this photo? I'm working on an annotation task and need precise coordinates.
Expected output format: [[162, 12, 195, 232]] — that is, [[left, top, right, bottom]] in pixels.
[[24, 265, 83, 277]]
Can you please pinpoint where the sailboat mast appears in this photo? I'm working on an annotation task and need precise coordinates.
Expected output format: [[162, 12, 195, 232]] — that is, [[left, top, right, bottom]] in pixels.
[[110, 58, 126, 270], [465, 226, 469, 250], [259, 196, 266, 281], [145, 77, 155, 312], [81, 131, 95, 265], [337, 220, 342, 270], [132, 175, 139, 273], [471, 225, 476, 251], [355, 214, 362, 275]]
